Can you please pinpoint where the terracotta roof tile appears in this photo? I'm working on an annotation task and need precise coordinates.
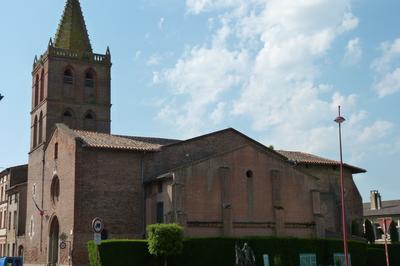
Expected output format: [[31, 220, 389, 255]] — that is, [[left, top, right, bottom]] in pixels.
[[277, 150, 366, 174], [73, 130, 180, 151]]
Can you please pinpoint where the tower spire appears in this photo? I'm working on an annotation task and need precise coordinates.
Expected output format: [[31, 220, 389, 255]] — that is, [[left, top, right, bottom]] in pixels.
[[54, 0, 92, 52]]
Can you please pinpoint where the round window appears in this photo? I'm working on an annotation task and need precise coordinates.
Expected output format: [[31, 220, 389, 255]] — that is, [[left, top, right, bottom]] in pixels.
[[246, 170, 254, 178]]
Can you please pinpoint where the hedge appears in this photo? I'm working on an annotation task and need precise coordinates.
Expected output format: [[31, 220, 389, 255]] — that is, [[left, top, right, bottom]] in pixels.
[[369, 243, 400, 266], [366, 248, 385, 266], [88, 237, 400, 266]]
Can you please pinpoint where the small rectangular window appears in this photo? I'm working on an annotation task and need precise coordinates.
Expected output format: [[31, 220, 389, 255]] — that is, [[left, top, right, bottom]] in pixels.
[[333, 253, 351, 266], [157, 182, 163, 193], [8, 212, 11, 230], [156, 202, 164, 223], [13, 211, 17, 230], [300, 253, 317, 266], [54, 143, 59, 160]]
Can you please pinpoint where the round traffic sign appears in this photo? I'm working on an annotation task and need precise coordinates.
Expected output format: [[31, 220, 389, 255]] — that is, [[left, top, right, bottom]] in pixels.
[[60, 241, 67, 250], [92, 217, 104, 233]]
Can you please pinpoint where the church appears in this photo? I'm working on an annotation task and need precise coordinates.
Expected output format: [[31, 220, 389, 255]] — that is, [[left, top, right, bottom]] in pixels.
[[20, 0, 366, 265]]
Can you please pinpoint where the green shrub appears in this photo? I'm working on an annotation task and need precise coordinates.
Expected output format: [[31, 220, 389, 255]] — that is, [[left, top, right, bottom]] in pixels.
[[370, 243, 400, 266], [147, 224, 184, 257], [88, 236, 400, 266], [87, 241, 100, 266], [99, 239, 154, 266], [366, 248, 385, 266]]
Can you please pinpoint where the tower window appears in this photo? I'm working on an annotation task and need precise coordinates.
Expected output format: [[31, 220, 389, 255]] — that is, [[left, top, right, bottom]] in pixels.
[[40, 70, 45, 102], [34, 75, 39, 107], [63, 111, 72, 117], [83, 111, 96, 131], [85, 71, 95, 88], [63, 69, 73, 85], [62, 109, 75, 129], [33, 116, 38, 148], [38, 112, 43, 144], [85, 112, 94, 119]]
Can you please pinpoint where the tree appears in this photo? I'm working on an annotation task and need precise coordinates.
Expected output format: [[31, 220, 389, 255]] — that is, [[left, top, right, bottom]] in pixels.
[[389, 220, 399, 242], [364, 220, 375, 243], [147, 223, 184, 266]]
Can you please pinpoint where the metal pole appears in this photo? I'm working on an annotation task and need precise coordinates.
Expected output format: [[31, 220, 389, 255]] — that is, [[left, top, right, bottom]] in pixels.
[[383, 219, 390, 266], [335, 106, 349, 266]]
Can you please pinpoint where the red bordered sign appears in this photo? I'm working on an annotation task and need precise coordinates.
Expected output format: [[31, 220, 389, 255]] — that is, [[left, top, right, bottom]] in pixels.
[[92, 217, 104, 233]]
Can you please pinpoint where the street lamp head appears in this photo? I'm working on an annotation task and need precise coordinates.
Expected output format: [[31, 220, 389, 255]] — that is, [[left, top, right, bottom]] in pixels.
[[0, 93, 4, 101], [334, 105, 346, 124], [335, 116, 345, 124]]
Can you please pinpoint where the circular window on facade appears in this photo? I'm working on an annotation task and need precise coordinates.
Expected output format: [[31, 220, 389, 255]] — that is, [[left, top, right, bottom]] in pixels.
[[51, 176, 60, 204], [246, 170, 254, 178]]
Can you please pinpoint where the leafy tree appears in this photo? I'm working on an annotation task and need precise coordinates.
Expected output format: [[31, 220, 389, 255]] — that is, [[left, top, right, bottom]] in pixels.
[[364, 220, 375, 243], [147, 223, 184, 266], [389, 221, 399, 242]]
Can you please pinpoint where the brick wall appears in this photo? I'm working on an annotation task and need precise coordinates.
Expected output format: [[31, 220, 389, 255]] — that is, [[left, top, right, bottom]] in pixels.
[[146, 143, 321, 239]]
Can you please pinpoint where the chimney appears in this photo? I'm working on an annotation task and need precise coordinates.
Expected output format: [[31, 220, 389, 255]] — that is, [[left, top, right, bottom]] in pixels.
[[370, 190, 382, 210]]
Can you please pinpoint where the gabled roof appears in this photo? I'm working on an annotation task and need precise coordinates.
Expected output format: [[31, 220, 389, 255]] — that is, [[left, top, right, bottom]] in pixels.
[[72, 129, 180, 152], [277, 150, 366, 174], [54, 0, 92, 52], [363, 200, 400, 217]]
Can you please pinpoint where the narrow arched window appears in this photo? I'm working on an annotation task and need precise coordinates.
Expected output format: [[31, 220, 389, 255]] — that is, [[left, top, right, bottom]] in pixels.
[[85, 112, 94, 120], [63, 110, 72, 117], [33, 116, 38, 148], [63, 69, 73, 85], [85, 71, 95, 88], [38, 112, 43, 144], [34, 75, 39, 107], [62, 109, 75, 129], [39, 70, 45, 102], [50, 176, 60, 204], [84, 110, 96, 131], [54, 143, 58, 160]]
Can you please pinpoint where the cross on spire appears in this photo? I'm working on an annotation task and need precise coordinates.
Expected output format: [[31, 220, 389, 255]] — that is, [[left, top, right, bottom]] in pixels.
[[54, 0, 92, 52]]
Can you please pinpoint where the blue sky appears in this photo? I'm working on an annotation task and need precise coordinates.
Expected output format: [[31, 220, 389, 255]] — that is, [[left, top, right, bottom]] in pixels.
[[0, 0, 399, 201]]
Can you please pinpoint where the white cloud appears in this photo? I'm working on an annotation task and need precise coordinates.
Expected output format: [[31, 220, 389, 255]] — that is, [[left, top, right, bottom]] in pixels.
[[374, 68, 400, 97], [210, 102, 226, 124], [158, 17, 165, 29], [147, 54, 161, 66], [157, 0, 397, 160], [152, 71, 161, 84], [344, 37, 362, 64], [371, 38, 400, 97], [372, 38, 400, 72], [358, 120, 393, 143], [135, 50, 142, 60]]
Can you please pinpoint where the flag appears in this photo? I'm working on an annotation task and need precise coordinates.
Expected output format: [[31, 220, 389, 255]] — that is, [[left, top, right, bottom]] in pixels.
[[32, 197, 45, 216]]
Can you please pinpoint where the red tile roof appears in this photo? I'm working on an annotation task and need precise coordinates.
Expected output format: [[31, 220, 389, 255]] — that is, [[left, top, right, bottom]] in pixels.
[[73, 130, 180, 151], [277, 150, 366, 174]]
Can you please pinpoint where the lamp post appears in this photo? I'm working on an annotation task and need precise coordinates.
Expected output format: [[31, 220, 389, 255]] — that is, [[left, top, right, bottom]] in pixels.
[[334, 105, 349, 266]]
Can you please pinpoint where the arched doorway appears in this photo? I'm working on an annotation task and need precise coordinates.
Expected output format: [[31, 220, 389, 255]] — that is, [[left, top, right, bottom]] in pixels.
[[48, 216, 60, 266]]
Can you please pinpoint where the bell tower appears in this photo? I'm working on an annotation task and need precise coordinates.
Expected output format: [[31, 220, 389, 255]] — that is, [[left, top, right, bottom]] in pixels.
[[30, 0, 111, 151], [25, 1, 111, 264]]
